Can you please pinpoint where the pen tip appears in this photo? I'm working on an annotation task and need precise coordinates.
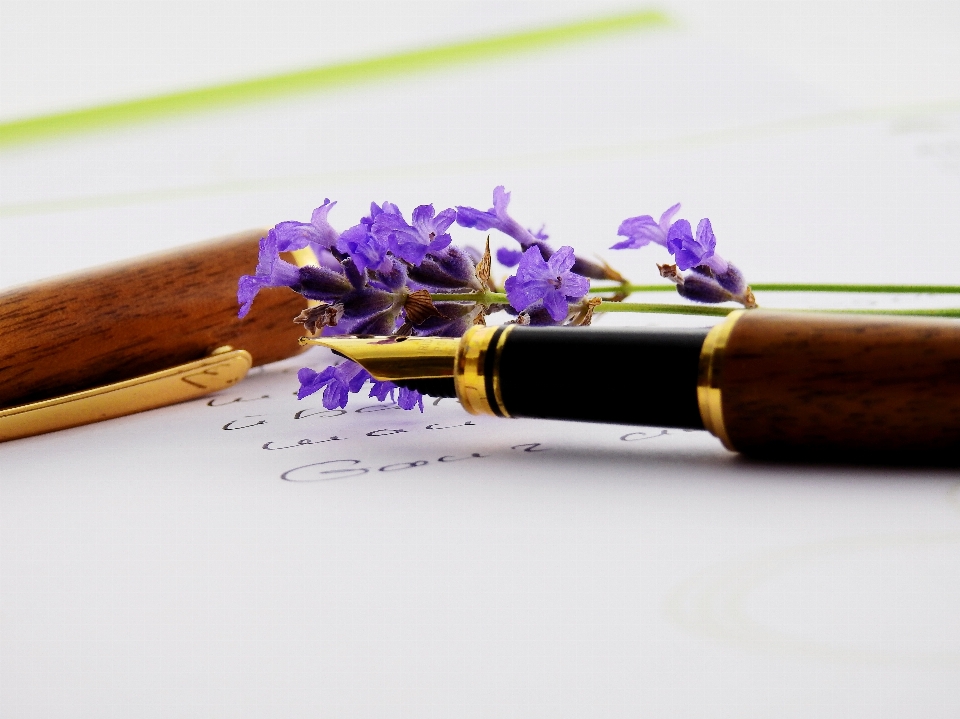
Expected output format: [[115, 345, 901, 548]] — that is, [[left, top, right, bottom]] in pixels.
[[297, 335, 459, 381]]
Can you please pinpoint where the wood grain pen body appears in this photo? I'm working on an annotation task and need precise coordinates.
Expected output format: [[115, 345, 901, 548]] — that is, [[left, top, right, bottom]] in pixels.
[[701, 311, 960, 454], [0, 230, 305, 408]]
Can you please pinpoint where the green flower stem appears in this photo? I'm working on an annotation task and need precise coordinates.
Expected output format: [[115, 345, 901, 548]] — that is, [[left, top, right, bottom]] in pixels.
[[594, 304, 960, 318], [429, 291, 508, 304], [589, 284, 671, 293], [591, 302, 735, 317], [429, 291, 960, 319], [751, 284, 960, 293], [589, 283, 960, 294]]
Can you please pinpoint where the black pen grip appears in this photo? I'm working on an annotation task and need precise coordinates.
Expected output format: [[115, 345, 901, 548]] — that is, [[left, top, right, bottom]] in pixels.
[[495, 326, 709, 428]]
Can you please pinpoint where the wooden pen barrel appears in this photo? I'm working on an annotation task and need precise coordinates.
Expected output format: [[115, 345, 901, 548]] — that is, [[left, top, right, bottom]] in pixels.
[[0, 231, 307, 409], [700, 311, 960, 455]]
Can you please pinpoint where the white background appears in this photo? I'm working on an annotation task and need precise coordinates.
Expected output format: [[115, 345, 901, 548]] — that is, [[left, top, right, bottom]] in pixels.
[[2, 2, 960, 717]]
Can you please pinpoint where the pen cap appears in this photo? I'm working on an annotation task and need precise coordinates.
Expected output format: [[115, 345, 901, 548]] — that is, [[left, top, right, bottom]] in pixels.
[[0, 230, 307, 408], [701, 310, 960, 455]]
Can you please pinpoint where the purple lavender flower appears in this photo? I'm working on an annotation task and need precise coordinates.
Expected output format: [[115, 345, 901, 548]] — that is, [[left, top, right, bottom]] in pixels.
[[273, 199, 340, 255], [406, 246, 482, 292], [372, 204, 455, 266], [675, 271, 735, 304], [367, 378, 395, 402], [397, 386, 424, 411], [456, 186, 544, 249], [296, 359, 424, 411], [366, 378, 424, 412], [297, 361, 370, 407], [658, 262, 755, 307], [335, 201, 402, 276], [614, 205, 754, 307], [330, 260, 406, 335], [665, 218, 729, 274], [458, 186, 621, 281], [611, 203, 681, 250], [504, 245, 590, 322], [237, 229, 302, 318]]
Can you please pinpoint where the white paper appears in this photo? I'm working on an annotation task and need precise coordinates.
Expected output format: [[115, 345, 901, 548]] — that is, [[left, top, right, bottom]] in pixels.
[[2, 3, 960, 717]]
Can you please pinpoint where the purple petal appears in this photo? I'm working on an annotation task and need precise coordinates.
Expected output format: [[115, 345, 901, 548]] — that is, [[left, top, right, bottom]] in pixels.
[[337, 222, 389, 276], [236, 231, 301, 318], [297, 362, 371, 409], [496, 247, 523, 267], [427, 231, 453, 254], [236, 275, 266, 319], [516, 244, 550, 276], [560, 272, 590, 300], [455, 205, 500, 231], [492, 185, 511, 217], [297, 366, 333, 400], [546, 245, 577, 275], [658, 203, 682, 232], [504, 274, 551, 313], [368, 380, 395, 402], [613, 215, 664, 249], [433, 207, 457, 233], [274, 221, 321, 252], [609, 237, 642, 250], [666, 219, 693, 256], [309, 199, 340, 249], [695, 218, 716, 254], [311, 199, 336, 226], [396, 387, 424, 412], [411, 204, 436, 226], [542, 289, 569, 322], [458, 187, 540, 247]]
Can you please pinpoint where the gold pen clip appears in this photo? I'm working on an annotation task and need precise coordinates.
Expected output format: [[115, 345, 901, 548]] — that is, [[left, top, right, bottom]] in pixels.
[[0, 346, 252, 443]]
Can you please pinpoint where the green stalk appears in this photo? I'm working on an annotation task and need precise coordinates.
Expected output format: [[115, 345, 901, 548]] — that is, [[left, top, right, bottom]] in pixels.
[[589, 283, 960, 294], [429, 291, 508, 304], [591, 302, 734, 317], [0, 10, 668, 148], [589, 284, 672, 293]]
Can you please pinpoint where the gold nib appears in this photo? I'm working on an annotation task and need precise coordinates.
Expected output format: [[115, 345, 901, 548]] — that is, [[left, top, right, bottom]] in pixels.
[[300, 336, 458, 381]]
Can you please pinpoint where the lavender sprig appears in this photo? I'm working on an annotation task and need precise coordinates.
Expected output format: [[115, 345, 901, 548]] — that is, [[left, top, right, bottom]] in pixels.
[[612, 203, 756, 308], [238, 195, 535, 411]]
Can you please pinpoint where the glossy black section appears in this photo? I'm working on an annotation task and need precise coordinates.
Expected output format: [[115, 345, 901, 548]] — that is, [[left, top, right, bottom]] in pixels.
[[498, 326, 709, 428], [395, 377, 457, 398]]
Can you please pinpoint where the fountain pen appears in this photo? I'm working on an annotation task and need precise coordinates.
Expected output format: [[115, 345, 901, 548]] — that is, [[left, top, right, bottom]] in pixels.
[[308, 311, 960, 456]]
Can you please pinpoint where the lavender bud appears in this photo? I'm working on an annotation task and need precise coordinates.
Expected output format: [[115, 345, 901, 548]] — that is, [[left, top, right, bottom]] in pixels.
[[676, 273, 734, 304]]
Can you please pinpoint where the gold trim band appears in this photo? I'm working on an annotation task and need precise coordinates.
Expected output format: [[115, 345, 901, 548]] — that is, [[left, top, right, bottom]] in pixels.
[[697, 311, 744, 450], [455, 324, 513, 416], [490, 326, 510, 417]]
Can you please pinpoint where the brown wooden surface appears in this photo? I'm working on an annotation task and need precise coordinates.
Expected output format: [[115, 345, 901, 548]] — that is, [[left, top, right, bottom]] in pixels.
[[719, 311, 960, 454], [0, 230, 307, 408]]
